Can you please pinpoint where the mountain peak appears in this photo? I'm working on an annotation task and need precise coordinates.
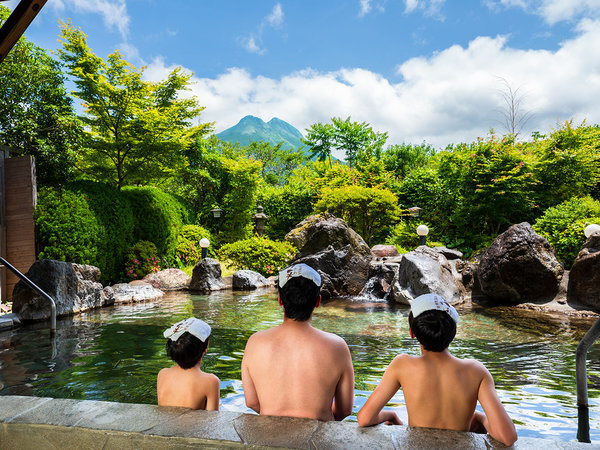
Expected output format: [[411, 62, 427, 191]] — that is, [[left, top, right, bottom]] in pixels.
[[217, 116, 305, 151]]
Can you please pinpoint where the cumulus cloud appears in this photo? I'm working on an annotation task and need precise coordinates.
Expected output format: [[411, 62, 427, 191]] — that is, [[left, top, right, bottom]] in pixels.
[[359, 0, 373, 17], [48, 0, 130, 38], [145, 19, 600, 150], [240, 3, 285, 54]]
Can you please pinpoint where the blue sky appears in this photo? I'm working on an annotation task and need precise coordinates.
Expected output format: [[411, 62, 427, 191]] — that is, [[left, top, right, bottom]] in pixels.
[[5, 0, 600, 150]]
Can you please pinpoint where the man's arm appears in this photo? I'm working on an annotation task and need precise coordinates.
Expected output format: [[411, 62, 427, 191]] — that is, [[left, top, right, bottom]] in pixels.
[[205, 374, 220, 411], [331, 341, 355, 421], [477, 367, 517, 446], [357, 357, 403, 427], [241, 341, 261, 413]]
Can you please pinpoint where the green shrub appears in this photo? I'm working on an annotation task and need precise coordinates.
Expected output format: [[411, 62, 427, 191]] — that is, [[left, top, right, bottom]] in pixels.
[[533, 196, 600, 267], [218, 237, 296, 277], [173, 225, 213, 267], [35, 187, 102, 265], [123, 186, 194, 257], [124, 241, 160, 280], [385, 220, 444, 253]]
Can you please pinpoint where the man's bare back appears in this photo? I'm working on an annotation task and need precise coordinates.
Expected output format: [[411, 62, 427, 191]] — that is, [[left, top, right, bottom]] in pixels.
[[157, 364, 219, 410], [242, 318, 354, 421]]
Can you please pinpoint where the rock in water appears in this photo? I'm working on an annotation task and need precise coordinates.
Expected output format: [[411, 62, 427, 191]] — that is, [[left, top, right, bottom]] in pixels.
[[568, 232, 600, 311], [285, 213, 372, 300], [143, 268, 191, 290], [189, 258, 225, 292], [232, 270, 271, 290], [474, 222, 563, 304], [12, 260, 113, 321]]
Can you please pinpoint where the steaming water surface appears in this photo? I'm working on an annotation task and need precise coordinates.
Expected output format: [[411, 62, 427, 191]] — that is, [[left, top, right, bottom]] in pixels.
[[1, 290, 598, 443]]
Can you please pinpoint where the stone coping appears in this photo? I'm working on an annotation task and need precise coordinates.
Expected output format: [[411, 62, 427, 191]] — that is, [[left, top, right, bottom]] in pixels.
[[0, 396, 594, 449]]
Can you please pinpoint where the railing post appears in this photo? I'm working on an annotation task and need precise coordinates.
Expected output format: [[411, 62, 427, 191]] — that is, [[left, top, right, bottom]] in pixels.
[[576, 317, 600, 443], [0, 256, 56, 336]]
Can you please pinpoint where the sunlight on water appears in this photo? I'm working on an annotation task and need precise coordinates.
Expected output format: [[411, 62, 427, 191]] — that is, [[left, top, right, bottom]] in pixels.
[[1, 290, 598, 442]]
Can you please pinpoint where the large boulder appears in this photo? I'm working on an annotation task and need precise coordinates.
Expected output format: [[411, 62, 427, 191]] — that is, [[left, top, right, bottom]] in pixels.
[[232, 270, 271, 290], [12, 260, 114, 321], [189, 258, 225, 292], [285, 213, 372, 300], [474, 222, 564, 304], [567, 233, 600, 311], [143, 268, 191, 290], [359, 257, 402, 300], [388, 246, 465, 305], [111, 282, 163, 304]]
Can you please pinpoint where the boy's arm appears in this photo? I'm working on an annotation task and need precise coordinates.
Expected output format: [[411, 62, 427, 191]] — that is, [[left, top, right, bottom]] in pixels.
[[357, 358, 403, 427], [331, 342, 355, 421], [206, 375, 220, 411], [477, 367, 517, 446], [241, 346, 261, 413]]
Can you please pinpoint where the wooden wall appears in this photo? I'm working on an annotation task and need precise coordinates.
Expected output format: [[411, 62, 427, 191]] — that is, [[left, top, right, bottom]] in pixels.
[[1, 156, 36, 301]]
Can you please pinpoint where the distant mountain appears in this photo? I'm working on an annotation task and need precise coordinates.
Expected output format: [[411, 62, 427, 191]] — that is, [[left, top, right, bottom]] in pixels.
[[216, 115, 305, 151]]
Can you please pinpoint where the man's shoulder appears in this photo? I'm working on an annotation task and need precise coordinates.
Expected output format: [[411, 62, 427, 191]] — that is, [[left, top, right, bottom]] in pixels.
[[313, 327, 349, 347]]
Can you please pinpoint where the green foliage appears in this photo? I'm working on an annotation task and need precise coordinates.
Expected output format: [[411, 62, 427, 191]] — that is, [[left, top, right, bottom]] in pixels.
[[174, 225, 212, 267], [386, 221, 443, 253], [533, 196, 600, 267], [219, 237, 296, 277], [124, 241, 160, 280], [0, 6, 81, 186], [123, 186, 194, 259], [35, 187, 102, 265], [257, 181, 316, 240], [244, 141, 306, 186], [315, 185, 400, 245], [383, 143, 436, 180], [533, 121, 600, 208], [302, 117, 388, 167], [58, 22, 212, 189]]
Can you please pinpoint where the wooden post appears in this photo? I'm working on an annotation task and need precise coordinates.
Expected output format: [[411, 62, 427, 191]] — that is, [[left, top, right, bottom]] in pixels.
[[4, 156, 37, 300]]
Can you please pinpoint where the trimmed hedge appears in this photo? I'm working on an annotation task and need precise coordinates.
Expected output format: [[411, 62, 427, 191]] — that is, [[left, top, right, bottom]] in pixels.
[[218, 236, 296, 277], [35, 182, 195, 283]]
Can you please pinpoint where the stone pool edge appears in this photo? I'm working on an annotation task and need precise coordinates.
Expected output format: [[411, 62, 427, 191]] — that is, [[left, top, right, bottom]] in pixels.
[[0, 395, 594, 449]]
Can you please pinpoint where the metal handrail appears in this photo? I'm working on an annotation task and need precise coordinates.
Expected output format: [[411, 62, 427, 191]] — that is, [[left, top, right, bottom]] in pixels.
[[576, 317, 600, 443], [0, 256, 56, 335]]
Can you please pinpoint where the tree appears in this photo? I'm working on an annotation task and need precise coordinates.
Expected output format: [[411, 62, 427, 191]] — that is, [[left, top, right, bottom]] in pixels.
[[0, 6, 81, 186], [496, 77, 533, 138], [58, 22, 213, 189], [303, 117, 388, 167], [244, 141, 306, 185], [382, 143, 436, 179]]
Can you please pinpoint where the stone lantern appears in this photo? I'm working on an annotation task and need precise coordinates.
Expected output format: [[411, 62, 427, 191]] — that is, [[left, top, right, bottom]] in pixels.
[[252, 206, 269, 236]]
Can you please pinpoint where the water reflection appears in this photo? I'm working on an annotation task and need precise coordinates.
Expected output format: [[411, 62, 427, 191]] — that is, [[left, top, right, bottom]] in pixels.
[[0, 290, 598, 442]]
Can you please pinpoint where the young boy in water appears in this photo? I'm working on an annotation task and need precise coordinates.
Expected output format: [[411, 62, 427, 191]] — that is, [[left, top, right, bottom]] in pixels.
[[357, 293, 517, 446], [157, 317, 220, 410]]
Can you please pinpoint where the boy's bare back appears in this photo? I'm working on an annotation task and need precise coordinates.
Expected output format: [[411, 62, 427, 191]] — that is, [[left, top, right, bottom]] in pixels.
[[242, 320, 354, 421], [157, 365, 219, 410]]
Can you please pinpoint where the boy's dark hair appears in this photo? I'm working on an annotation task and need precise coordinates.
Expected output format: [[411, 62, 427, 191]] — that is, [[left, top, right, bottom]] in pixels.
[[166, 332, 209, 369], [408, 310, 456, 352], [278, 276, 320, 321]]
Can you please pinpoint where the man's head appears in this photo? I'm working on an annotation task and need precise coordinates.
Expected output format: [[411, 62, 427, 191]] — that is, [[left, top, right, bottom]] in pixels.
[[164, 318, 211, 369], [278, 263, 321, 321], [408, 294, 458, 352]]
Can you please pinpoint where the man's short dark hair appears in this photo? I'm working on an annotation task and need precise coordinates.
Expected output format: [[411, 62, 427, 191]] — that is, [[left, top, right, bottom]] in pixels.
[[166, 332, 209, 369], [278, 276, 320, 321], [408, 310, 456, 352]]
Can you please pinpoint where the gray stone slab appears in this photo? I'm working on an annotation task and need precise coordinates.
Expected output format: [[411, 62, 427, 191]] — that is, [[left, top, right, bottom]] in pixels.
[[392, 426, 492, 449], [310, 421, 400, 449], [146, 408, 243, 444], [0, 395, 52, 421], [233, 413, 320, 449], [0, 315, 13, 330]]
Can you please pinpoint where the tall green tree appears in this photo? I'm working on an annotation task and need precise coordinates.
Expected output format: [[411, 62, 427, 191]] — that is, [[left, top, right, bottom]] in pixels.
[[58, 22, 213, 189], [383, 143, 436, 179], [0, 6, 81, 186], [302, 117, 387, 167], [244, 141, 306, 185]]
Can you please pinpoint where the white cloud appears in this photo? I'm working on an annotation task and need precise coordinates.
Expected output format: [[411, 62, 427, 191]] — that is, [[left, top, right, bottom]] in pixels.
[[240, 3, 285, 54], [145, 19, 600, 150], [48, 0, 130, 38], [405, 0, 419, 13], [359, 0, 373, 17], [488, 0, 600, 24]]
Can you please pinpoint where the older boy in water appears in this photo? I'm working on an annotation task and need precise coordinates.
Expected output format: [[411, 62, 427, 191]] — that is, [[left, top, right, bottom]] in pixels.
[[241, 263, 355, 421], [357, 293, 517, 447], [157, 317, 220, 410]]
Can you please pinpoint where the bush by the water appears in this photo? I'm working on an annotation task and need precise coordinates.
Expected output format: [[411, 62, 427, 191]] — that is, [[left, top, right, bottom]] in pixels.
[[533, 196, 600, 267], [124, 240, 160, 280], [218, 236, 296, 277], [173, 224, 213, 267]]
